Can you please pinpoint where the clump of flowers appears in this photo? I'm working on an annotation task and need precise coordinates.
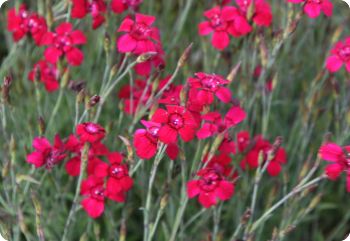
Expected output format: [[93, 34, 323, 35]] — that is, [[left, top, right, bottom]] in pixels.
[[26, 122, 133, 218]]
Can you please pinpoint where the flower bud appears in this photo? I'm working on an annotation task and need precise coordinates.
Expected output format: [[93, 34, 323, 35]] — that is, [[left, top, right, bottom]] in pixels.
[[177, 43, 193, 68], [88, 95, 101, 108], [136, 52, 157, 63]]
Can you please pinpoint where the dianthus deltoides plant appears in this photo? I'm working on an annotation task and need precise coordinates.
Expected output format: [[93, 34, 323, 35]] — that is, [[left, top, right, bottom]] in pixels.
[[1, 0, 350, 240]]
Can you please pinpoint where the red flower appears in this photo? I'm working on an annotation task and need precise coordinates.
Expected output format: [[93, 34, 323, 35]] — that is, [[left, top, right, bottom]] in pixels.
[[239, 134, 287, 176], [28, 60, 59, 92], [94, 152, 133, 199], [26, 135, 66, 169], [111, 0, 143, 13], [151, 105, 198, 144], [76, 122, 106, 143], [133, 120, 179, 160], [319, 143, 350, 192], [326, 37, 350, 73], [203, 153, 237, 179], [188, 72, 232, 105], [71, 0, 107, 29], [187, 168, 234, 208], [236, 131, 250, 152], [117, 14, 160, 54], [236, 0, 273, 27], [198, 6, 252, 50], [41, 22, 87, 66], [80, 176, 106, 218], [224, 105, 246, 127], [7, 5, 48, 45], [287, 0, 332, 18]]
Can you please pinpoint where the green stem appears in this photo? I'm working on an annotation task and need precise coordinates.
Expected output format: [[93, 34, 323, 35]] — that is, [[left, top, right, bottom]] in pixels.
[[61, 143, 89, 241]]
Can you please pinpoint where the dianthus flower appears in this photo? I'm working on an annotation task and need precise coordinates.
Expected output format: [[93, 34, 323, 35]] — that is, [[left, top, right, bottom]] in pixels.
[[41, 22, 87, 66], [188, 72, 232, 105], [187, 168, 234, 208], [236, 0, 272, 27], [326, 37, 350, 73], [80, 176, 106, 218], [7, 4, 47, 45], [319, 143, 350, 192], [198, 6, 252, 50], [76, 122, 106, 143], [111, 0, 143, 13], [151, 105, 198, 144], [28, 60, 59, 92], [287, 0, 332, 18], [117, 14, 160, 54], [71, 0, 107, 29], [134, 120, 179, 160], [26, 135, 66, 169]]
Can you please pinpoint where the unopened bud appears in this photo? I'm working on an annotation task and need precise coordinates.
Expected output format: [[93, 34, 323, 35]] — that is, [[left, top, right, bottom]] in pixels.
[[226, 62, 241, 83], [160, 194, 169, 209], [38, 117, 46, 135], [177, 43, 193, 68], [2, 76, 12, 103], [61, 68, 70, 88], [136, 52, 157, 63], [88, 95, 100, 108], [104, 32, 111, 53]]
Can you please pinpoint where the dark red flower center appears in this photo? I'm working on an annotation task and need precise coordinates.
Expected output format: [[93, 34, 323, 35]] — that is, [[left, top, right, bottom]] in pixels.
[[44, 149, 65, 170], [201, 76, 221, 91], [131, 23, 151, 40], [338, 46, 350, 61], [169, 113, 184, 129], [54, 34, 73, 51], [210, 14, 227, 30], [109, 164, 128, 179], [90, 186, 105, 201], [198, 170, 222, 192]]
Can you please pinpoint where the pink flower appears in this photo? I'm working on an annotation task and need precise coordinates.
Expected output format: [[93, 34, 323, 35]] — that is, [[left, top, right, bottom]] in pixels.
[[76, 122, 106, 143], [111, 0, 143, 14], [80, 176, 106, 218], [41, 22, 87, 66], [94, 152, 133, 200], [198, 6, 252, 50], [133, 120, 179, 160], [7, 5, 48, 45], [188, 72, 232, 105], [71, 0, 107, 29], [117, 14, 160, 54], [287, 0, 333, 18], [319, 143, 350, 192], [151, 105, 198, 144], [187, 168, 234, 208], [26, 135, 66, 169], [236, 0, 273, 27], [326, 37, 350, 73], [28, 60, 59, 92], [224, 106, 247, 127]]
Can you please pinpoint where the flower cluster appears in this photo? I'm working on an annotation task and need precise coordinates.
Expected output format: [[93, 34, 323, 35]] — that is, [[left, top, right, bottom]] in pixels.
[[198, 0, 272, 50], [26, 122, 133, 218]]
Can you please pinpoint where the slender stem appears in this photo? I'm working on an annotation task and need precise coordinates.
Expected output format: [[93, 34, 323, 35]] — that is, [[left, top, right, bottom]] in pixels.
[[249, 175, 325, 233], [61, 143, 89, 241], [46, 86, 64, 132], [143, 143, 166, 241]]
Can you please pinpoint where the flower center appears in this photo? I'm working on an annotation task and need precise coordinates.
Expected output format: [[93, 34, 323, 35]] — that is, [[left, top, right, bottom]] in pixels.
[[131, 23, 151, 40], [201, 77, 220, 91], [54, 35, 73, 51], [169, 113, 184, 129], [109, 164, 128, 179], [338, 46, 350, 61], [198, 171, 221, 192], [45, 149, 64, 170], [91, 186, 105, 201], [210, 14, 227, 30], [85, 123, 100, 134]]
